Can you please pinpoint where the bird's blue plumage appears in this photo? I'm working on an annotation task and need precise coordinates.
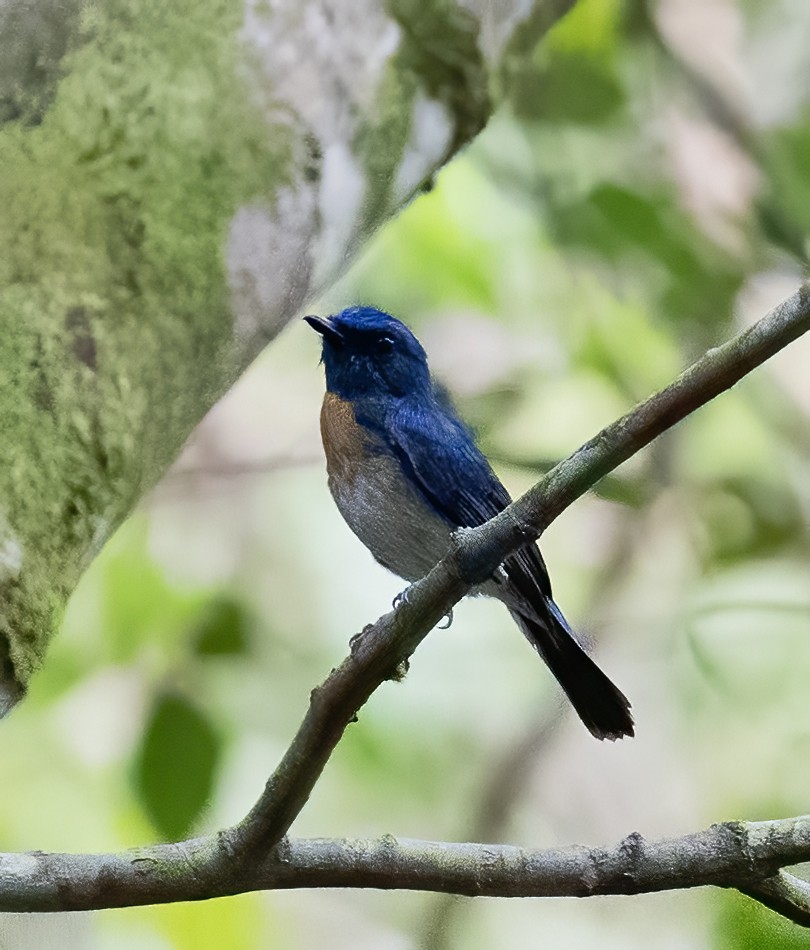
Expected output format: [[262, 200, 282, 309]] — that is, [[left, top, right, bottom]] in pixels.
[[306, 306, 633, 740], [356, 394, 509, 528]]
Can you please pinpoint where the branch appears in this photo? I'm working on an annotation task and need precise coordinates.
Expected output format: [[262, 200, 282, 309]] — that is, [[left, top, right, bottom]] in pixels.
[[4, 818, 810, 919], [231, 282, 810, 856]]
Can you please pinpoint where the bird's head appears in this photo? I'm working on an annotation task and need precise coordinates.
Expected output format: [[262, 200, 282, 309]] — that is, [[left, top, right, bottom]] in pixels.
[[305, 306, 431, 399]]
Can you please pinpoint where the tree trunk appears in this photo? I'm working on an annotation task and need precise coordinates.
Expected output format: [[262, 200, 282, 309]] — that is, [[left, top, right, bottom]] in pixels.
[[0, 0, 575, 711]]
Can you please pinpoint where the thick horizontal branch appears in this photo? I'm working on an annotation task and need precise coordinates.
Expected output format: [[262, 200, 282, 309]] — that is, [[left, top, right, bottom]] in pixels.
[[3, 817, 810, 920], [232, 282, 810, 857]]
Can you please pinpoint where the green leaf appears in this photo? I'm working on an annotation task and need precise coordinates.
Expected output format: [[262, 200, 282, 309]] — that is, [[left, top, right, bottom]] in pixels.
[[685, 562, 810, 701], [547, 0, 623, 56], [510, 53, 624, 125], [764, 114, 810, 245], [132, 692, 221, 841], [715, 890, 810, 950], [98, 516, 205, 664], [697, 480, 804, 565], [546, 182, 744, 333], [191, 597, 250, 657]]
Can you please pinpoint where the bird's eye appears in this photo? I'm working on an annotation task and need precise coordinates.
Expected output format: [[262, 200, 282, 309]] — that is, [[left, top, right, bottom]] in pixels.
[[378, 335, 395, 353]]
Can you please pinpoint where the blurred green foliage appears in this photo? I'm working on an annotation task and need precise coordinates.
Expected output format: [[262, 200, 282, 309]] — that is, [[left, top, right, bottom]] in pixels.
[[132, 692, 222, 841], [192, 597, 251, 657], [717, 891, 810, 950], [3, 0, 810, 948]]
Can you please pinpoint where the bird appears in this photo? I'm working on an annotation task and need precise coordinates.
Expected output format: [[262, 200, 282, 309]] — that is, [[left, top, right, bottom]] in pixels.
[[305, 305, 634, 740]]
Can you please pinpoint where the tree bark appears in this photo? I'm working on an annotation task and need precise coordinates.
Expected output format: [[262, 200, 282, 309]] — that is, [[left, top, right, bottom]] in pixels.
[[0, 0, 574, 711], [2, 818, 810, 920]]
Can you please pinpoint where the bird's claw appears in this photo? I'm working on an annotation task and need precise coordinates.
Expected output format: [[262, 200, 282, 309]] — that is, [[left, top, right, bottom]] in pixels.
[[437, 608, 454, 630], [350, 623, 375, 654]]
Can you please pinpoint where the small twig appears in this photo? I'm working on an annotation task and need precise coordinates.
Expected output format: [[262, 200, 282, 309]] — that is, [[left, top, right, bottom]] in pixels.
[[743, 871, 810, 926]]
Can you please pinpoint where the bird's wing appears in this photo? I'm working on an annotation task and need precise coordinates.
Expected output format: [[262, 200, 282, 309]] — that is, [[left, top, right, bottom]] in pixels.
[[368, 399, 508, 526], [356, 398, 554, 599]]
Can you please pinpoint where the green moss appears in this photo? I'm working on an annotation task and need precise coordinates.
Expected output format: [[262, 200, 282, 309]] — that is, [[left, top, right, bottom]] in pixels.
[[354, 0, 490, 231], [352, 64, 416, 235], [0, 0, 291, 697], [389, 0, 490, 149], [0, 0, 85, 125]]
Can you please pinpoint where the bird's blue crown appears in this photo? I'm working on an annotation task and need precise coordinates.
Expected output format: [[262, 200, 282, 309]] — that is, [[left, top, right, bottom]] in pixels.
[[306, 306, 431, 400]]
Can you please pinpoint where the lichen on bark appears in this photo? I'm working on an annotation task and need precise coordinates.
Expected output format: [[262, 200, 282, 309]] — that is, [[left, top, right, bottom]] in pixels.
[[354, 0, 491, 231], [0, 0, 291, 707], [0, 0, 552, 711]]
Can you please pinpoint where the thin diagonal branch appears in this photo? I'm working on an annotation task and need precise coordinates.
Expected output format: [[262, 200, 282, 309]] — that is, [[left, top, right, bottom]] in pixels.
[[3, 817, 810, 919], [743, 871, 810, 924], [232, 282, 810, 857]]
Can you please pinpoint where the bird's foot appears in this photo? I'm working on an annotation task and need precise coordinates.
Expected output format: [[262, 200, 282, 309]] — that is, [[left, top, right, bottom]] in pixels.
[[437, 608, 454, 630], [349, 623, 376, 655], [392, 587, 411, 610]]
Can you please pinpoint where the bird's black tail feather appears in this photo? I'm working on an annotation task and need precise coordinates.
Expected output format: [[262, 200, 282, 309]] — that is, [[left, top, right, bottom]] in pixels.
[[509, 600, 634, 741]]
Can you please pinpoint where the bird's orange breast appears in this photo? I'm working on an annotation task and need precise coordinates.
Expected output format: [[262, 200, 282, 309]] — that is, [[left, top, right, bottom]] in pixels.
[[320, 392, 370, 482], [318, 390, 454, 580]]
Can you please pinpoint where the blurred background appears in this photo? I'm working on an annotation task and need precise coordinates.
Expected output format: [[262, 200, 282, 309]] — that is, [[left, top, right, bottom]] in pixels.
[[3, 0, 810, 946]]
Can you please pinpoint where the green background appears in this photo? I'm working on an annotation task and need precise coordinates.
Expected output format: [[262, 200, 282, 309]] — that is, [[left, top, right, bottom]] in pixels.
[[3, 0, 810, 946]]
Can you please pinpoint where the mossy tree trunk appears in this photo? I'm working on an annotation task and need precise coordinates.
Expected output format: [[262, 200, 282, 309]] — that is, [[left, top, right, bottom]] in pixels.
[[0, 0, 574, 710]]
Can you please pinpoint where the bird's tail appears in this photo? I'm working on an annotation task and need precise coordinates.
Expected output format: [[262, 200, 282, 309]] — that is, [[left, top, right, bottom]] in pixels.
[[509, 599, 634, 741]]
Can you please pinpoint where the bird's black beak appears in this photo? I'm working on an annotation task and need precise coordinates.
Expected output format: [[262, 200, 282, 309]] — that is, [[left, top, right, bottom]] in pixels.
[[304, 314, 344, 346]]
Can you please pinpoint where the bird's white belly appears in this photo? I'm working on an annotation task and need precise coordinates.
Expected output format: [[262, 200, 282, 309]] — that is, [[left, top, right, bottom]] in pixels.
[[329, 453, 453, 582]]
